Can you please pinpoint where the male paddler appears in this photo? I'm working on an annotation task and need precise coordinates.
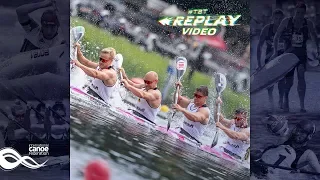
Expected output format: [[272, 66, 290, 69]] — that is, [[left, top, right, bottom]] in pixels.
[[72, 43, 120, 103], [120, 70, 161, 123], [171, 82, 210, 143], [16, 0, 65, 52], [256, 9, 285, 111], [252, 120, 320, 178], [215, 97, 250, 160], [271, 2, 319, 112]]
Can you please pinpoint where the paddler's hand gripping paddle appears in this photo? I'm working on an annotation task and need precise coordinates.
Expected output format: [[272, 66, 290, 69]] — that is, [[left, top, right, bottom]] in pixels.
[[211, 73, 227, 148], [167, 57, 187, 131], [112, 54, 124, 82], [112, 54, 127, 99], [70, 26, 85, 69]]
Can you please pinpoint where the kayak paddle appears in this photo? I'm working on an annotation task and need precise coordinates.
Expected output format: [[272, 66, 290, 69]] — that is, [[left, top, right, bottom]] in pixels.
[[167, 57, 187, 131], [113, 54, 124, 79], [70, 26, 85, 67], [211, 73, 227, 148], [113, 54, 127, 99]]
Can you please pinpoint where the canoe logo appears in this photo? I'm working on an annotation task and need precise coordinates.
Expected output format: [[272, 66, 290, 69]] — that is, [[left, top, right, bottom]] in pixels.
[[29, 144, 49, 156], [0, 147, 48, 171], [176, 60, 186, 70]]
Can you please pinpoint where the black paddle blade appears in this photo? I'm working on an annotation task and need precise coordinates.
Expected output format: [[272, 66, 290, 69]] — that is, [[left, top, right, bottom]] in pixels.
[[211, 131, 219, 148]]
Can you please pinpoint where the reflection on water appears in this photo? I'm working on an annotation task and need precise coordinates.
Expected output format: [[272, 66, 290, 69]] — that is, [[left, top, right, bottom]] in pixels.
[[70, 96, 249, 180]]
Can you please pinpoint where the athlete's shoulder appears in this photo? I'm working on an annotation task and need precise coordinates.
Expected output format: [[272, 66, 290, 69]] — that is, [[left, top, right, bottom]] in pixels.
[[154, 89, 162, 98], [150, 88, 161, 95], [101, 68, 116, 76], [198, 106, 209, 114], [145, 88, 161, 99], [240, 126, 250, 134]]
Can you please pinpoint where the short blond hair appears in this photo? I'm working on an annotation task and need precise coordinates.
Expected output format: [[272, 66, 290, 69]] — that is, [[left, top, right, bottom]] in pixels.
[[101, 47, 116, 59]]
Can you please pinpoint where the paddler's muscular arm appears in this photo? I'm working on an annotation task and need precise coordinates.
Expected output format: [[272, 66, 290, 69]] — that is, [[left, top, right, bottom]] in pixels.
[[257, 25, 269, 67], [308, 20, 320, 53], [179, 107, 209, 124], [273, 18, 288, 53], [177, 95, 190, 108], [176, 82, 190, 108], [16, 0, 52, 25], [75, 61, 114, 80], [127, 80, 144, 89], [218, 114, 233, 128], [219, 125, 249, 141], [120, 68, 144, 89], [123, 76, 144, 89], [122, 80, 160, 101], [75, 43, 99, 69], [214, 97, 232, 128], [298, 150, 320, 173]]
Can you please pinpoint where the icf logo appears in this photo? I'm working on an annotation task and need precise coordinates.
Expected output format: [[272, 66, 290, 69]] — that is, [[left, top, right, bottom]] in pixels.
[[0, 147, 48, 171]]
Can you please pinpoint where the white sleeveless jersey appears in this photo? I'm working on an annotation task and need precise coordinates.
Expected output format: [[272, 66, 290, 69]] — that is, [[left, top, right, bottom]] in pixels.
[[224, 124, 250, 159], [30, 124, 47, 140], [182, 102, 210, 141], [135, 90, 160, 122], [90, 67, 119, 103], [51, 124, 69, 140]]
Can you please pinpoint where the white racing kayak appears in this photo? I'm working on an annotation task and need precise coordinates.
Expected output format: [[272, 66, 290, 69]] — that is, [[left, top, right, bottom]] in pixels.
[[70, 86, 249, 170], [0, 44, 67, 79]]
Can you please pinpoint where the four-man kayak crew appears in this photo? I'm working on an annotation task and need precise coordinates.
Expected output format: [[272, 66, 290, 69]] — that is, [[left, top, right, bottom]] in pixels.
[[16, 0, 65, 52], [4, 100, 69, 143], [120, 69, 162, 123], [215, 97, 250, 160], [171, 82, 210, 144], [72, 43, 120, 103], [252, 120, 320, 176], [257, 9, 285, 111], [271, 2, 319, 112]]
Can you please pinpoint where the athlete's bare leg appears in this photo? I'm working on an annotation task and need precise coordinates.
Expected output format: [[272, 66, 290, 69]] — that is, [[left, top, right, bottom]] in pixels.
[[278, 78, 285, 109], [297, 64, 306, 112], [267, 86, 274, 112], [283, 75, 294, 112]]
